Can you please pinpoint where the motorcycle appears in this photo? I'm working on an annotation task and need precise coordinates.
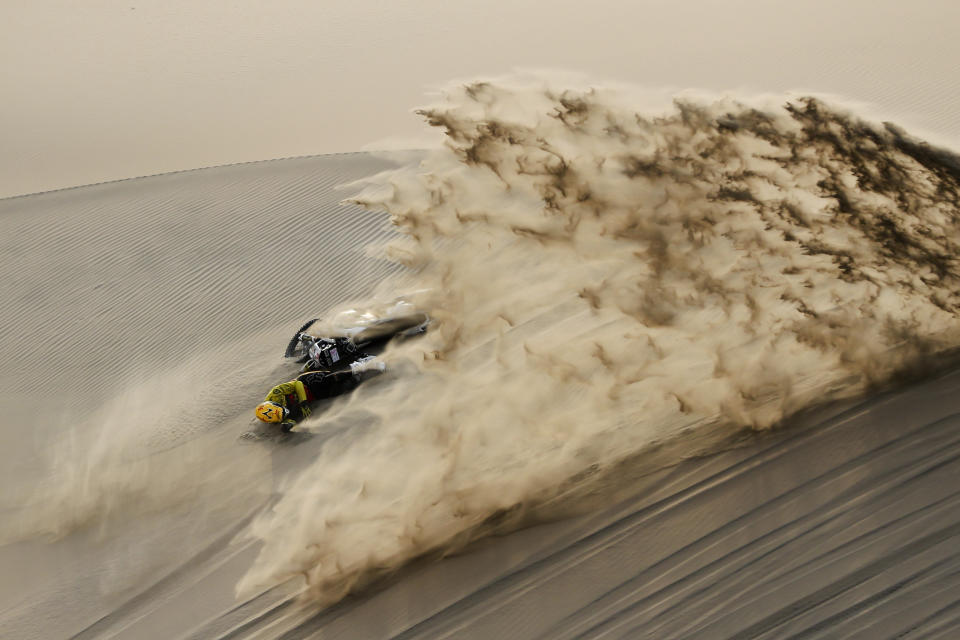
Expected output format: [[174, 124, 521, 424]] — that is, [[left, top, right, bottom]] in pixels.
[[283, 304, 429, 371]]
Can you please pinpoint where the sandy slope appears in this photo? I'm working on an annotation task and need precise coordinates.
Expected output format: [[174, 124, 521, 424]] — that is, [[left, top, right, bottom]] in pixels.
[[2, 151, 960, 639], [226, 368, 960, 639], [0, 153, 402, 639]]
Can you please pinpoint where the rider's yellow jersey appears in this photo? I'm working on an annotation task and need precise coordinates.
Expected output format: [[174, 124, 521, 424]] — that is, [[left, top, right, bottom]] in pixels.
[[264, 380, 308, 408]]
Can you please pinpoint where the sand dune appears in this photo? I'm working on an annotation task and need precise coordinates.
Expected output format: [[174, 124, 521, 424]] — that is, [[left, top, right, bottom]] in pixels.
[[3, 85, 960, 639]]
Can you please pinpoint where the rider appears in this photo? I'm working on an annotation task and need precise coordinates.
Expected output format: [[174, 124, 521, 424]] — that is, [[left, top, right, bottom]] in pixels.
[[254, 356, 385, 430]]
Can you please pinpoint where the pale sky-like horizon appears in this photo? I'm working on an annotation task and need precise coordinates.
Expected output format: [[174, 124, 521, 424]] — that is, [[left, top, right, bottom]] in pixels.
[[2, 0, 959, 198]]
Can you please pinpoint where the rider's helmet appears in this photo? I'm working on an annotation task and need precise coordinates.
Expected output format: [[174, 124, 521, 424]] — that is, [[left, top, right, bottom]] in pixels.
[[255, 401, 286, 423]]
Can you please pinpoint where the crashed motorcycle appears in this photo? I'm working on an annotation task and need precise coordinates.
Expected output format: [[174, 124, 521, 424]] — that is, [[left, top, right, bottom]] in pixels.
[[240, 304, 430, 442], [283, 308, 429, 372]]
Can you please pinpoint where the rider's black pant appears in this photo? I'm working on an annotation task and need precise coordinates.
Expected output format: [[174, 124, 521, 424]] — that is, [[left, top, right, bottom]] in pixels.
[[297, 369, 359, 401]]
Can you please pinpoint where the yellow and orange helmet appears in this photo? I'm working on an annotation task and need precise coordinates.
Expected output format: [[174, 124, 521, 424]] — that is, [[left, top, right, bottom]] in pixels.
[[255, 401, 286, 423]]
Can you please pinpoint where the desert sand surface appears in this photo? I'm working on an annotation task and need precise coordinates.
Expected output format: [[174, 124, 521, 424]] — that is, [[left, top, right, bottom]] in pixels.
[[3, 79, 960, 640]]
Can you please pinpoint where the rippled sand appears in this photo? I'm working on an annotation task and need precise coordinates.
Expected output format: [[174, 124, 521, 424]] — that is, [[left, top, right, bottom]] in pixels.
[[3, 133, 960, 638]]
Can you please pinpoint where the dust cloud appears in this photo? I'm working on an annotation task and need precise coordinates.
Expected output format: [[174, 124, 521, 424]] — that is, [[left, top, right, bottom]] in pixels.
[[238, 78, 960, 603]]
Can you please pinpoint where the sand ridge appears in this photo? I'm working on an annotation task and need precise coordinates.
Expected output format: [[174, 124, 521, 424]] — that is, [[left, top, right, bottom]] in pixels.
[[3, 83, 960, 638]]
